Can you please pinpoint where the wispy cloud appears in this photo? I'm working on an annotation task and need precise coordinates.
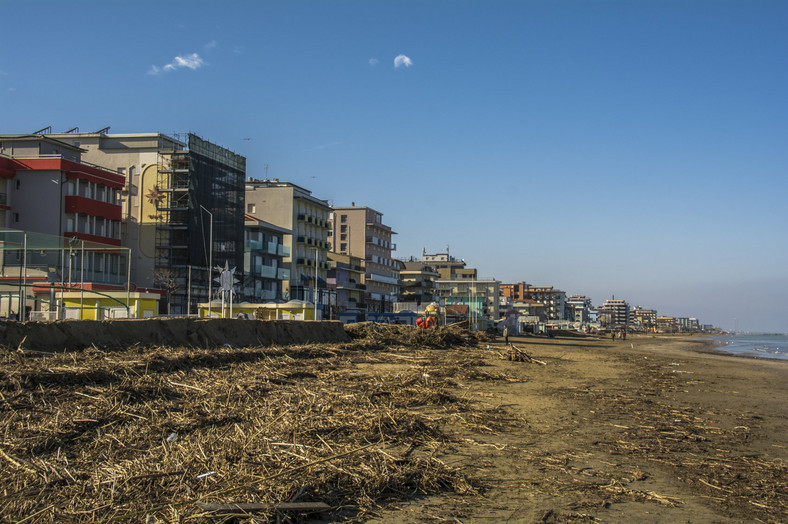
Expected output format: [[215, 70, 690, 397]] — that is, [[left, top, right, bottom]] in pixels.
[[148, 53, 206, 75], [369, 58, 379, 66], [233, 45, 245, 55], [394, 54, 413, 68], [204, 40, 217, 50]]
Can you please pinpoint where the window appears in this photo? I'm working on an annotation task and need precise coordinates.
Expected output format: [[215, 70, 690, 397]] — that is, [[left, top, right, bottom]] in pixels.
[[13, 212, 20, 223], [248, 203, 256, 213], [340, 243, 347, 252], [340, 225, 347, 233], [340, 234, 347, 241], [340, 215, 347, 223], [15, 180, 20, 190]]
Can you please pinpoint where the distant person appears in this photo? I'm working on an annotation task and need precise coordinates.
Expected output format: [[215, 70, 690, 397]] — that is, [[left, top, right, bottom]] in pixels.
[[621, 329, 627, 340], [503, 325, 509, 344], [611, 331, 617, 340]]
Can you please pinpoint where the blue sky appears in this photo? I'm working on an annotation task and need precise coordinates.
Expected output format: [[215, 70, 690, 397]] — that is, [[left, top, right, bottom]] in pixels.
[[2, 1, 787, 332]]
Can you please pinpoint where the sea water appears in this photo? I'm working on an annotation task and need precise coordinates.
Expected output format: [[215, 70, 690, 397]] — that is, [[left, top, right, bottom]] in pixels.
[[705, 334, 788, 360]]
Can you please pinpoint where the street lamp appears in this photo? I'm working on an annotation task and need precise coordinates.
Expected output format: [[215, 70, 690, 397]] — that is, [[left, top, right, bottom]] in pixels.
[[200, 205, 213, 318], [311, 246, 318, 321]]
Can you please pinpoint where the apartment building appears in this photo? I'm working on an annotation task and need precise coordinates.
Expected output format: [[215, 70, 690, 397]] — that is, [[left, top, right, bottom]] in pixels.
[[631, 306, 657, 329], [421, 248, 477, 280], [566, 295, 593, 323], [41, 131, 246, 315], [396, 259, 439, 311], [327, 251, 366, 314], [500, 282, 528, 302], [243, 215, 290, 303], [598, 297, 630, 326], [657, 316, 677, 332], [436, 278, 500, 321], [330, 205, 398, 313], [0, 134, 124, 245], [246, 180, 331, 307], [0, 134, 159, 319], [525, 286, 567, 321]]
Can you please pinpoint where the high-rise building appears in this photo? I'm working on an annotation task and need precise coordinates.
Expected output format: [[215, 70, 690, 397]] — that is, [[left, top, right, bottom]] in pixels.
[[245, 179, 331, 307], [330, 205, 398, 313], [598, 297, 630, 326]]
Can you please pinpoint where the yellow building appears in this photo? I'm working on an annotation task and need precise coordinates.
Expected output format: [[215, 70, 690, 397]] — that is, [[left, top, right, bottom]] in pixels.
[[198, 299, 318, 320], [41, 290, 161, 320]]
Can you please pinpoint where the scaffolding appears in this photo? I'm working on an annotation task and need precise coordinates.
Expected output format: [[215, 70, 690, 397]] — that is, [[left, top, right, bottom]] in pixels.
[[152, 134, 246, 315]]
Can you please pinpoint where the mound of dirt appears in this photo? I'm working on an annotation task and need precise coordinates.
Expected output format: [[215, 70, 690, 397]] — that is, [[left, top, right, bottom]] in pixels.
[[0, 318, 349, 352]]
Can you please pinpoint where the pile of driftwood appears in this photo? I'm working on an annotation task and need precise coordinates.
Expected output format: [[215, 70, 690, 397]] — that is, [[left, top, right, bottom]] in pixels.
[[0, 337, 520, 522], [505, 344, 547, 365], [343, 322, 482, 349]]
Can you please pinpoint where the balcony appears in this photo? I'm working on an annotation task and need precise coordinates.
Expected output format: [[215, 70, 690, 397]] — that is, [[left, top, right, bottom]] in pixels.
[[245, 239, 263, 251], [268, 241, 290, 257], [368, 273, 399, 286], [260, 289, 277, 301], [258, 264, 277, 279], [277, 268, 290, 280]]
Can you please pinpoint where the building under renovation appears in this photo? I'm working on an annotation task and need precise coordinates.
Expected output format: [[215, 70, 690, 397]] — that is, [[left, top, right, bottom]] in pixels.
[[43, 130, 246, 314]]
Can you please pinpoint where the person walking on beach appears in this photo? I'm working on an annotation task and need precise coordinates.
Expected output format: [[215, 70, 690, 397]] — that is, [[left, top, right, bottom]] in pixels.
[[503, 324, 509, 344], [611, 330, 617, 341]]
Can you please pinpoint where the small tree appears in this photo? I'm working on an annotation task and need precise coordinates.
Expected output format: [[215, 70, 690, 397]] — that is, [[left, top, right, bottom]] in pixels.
[[153, 269, 179, 315]]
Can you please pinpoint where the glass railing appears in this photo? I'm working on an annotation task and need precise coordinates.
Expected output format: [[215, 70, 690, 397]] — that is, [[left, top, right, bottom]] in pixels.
[[245, 239, 263, 251]]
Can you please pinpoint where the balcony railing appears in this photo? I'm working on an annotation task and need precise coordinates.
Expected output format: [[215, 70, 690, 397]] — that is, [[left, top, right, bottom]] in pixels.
[[259, 265, 277, 279]]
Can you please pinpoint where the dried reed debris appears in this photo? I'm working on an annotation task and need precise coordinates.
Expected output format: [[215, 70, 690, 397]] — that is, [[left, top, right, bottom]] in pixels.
[[0, 336, 516, 522]]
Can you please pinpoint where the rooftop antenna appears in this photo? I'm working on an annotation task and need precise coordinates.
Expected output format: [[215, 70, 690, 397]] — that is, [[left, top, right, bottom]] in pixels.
[[264, 164, 269, 177], [64, 127, 80, 133], [33, 126, 52, 134], [94, 126, 111, 135]]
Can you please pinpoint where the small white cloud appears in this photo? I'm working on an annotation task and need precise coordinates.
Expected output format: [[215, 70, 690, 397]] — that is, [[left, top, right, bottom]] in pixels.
[[8, 87, 16, 92], [394, 54, 413, 68], [369, 58, 379, 66], [148, 53, 206, 75], [205, 40, 217, 50], [233, 45, 245, 55]]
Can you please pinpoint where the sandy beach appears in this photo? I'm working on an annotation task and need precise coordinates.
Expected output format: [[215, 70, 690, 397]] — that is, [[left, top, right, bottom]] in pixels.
[[1, 325, 785, 522], [374, 333, 788, 522]]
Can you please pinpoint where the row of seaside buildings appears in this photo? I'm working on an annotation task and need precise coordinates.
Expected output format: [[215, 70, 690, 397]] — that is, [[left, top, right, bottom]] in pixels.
[[0, 130, 712, 332]]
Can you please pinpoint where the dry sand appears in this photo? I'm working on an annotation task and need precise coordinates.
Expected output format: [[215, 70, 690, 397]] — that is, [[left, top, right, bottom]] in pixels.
[[0, 324, 785, 522], [373, 333, 788, 523]]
